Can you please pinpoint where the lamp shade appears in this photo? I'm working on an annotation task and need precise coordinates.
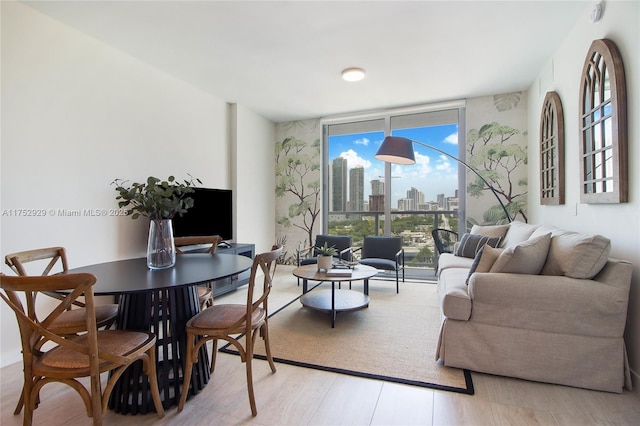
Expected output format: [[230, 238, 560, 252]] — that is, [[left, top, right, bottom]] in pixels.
[[375, 136, 416, 165]]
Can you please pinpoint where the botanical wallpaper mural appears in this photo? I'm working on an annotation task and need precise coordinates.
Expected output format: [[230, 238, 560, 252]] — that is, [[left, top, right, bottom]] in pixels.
[[273, 93, 529, 262], [465, 92, 528, 227], [274, 119, 321, 264]]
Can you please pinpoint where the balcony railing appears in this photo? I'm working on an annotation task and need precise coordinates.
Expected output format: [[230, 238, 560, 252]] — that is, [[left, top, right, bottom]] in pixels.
[[328, 209, 459, 279]]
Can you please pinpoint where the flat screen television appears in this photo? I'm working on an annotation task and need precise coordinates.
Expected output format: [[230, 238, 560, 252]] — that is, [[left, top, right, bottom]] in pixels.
[[172, 188, 233, 241]]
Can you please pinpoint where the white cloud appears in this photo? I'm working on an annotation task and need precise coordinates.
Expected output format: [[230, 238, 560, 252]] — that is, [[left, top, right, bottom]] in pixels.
[[392, 164, 406, 178], [413, 151, 433, 176], [340, 149, 371, 169], [435, 154, 453, 171], [354, 137, 370, 146], [444, 133, 458, 145]]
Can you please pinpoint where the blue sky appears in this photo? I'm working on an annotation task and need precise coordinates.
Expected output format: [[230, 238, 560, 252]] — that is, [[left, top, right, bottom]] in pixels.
[[328, 124, 459, 206]]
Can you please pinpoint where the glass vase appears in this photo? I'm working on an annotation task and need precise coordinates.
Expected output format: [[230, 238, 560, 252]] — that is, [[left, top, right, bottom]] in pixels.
[[147, 219, 176, 269]]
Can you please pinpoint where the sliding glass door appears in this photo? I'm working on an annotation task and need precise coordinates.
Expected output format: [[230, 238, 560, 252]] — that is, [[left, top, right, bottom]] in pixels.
[[322, 103, 464, 273]]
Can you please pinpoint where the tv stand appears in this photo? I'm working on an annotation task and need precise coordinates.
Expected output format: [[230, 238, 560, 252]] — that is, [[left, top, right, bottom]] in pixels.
[[211, 243, 255, 296]]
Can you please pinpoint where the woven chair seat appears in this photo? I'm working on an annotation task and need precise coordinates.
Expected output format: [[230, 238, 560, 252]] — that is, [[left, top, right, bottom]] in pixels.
[[188, 304, 265, 331], [49, 305, 119, 334], [35, 330, 154, 373]]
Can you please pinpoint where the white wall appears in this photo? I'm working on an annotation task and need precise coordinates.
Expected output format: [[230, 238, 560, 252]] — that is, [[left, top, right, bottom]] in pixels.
[[0, 2, 274, 366], [231, 103, 277, 253], [527, 0, 640, 379]]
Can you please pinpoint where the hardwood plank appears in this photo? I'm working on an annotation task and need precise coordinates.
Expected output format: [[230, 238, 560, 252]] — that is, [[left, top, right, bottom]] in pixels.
[[371, 382, 434, 425]]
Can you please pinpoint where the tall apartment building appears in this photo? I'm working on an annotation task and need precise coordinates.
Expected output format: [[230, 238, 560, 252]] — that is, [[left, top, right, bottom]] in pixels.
[[406, 187, 424, 210], [369, 179, 385, 212], [349, 166, 364, 212], [397, 198, 413, 211], [331, 157, 347, 212], [446, 197, 459, 211], [371, 179, 384, 196]]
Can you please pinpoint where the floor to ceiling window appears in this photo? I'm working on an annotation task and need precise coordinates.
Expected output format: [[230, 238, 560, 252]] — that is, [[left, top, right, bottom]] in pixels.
[[322, 102, 465, 273]]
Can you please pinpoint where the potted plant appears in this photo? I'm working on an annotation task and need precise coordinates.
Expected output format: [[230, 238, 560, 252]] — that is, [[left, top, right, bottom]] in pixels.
[[315, 242, 337, 272], [113, 175, 200, 269]]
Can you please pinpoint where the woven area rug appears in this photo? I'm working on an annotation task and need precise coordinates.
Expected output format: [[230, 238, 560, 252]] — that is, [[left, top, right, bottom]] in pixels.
[[220, 268, 473, 394]]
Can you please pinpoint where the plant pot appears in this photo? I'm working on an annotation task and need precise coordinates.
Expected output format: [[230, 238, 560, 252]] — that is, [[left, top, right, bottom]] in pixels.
[[147, 219, 176, 269], [317, 254, 333, 272]]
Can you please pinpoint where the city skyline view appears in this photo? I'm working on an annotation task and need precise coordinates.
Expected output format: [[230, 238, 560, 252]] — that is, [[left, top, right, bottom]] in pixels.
[[328, 124, 460, 209]]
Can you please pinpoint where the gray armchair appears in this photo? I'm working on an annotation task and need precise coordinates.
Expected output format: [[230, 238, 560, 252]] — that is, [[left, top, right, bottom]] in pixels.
[[297, 234, 352, 285], [298, 235, 353, 265], [357, 236, 404, 293]]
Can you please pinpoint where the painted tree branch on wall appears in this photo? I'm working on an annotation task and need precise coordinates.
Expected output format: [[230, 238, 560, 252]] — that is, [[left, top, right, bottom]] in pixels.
[[275, 136, 321, 249], [467, 122, 528, 224]]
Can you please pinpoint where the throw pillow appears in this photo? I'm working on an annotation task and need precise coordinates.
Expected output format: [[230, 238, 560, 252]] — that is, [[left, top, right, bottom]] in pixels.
[[490, 233, 551, 275], [454, 233, 502, 259], [501, 220, 540, 248], [466, 245, 503, 284], [470, 224, 510, 240], [539, 231, 611, 279]]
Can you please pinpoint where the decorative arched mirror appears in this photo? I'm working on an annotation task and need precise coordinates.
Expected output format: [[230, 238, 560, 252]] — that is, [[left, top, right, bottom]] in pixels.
[[540, 91, 565, 205], [579, 39, 627, 204]]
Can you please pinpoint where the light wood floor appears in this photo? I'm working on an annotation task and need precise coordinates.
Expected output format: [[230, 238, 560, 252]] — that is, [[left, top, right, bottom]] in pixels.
[[2, 267, 639, 425]]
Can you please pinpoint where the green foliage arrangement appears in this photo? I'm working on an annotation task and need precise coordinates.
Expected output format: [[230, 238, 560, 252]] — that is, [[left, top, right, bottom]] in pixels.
[[112, 175, 201, 220], [315, 242, 338, 256]]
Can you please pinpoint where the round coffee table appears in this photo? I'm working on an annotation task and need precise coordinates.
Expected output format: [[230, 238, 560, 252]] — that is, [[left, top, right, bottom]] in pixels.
[[292, 264, 377, 327]]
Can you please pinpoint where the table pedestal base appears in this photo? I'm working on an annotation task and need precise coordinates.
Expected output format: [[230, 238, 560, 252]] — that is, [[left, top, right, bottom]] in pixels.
[[109, 286, 210, 414]]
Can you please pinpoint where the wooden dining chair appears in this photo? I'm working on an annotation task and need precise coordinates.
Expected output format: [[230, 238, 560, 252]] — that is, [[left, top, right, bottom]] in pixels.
[[0, 272, 165, 426], [177, 245, 282, 417], [4, 247, 119, 415], [175, 235, 223, 309]]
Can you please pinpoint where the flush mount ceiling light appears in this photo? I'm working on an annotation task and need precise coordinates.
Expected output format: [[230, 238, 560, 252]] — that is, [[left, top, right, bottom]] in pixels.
[[341, 67, 366, 82]]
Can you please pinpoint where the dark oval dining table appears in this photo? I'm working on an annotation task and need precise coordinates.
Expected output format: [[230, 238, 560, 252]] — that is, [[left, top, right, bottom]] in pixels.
[[65, 253, 253, 415]]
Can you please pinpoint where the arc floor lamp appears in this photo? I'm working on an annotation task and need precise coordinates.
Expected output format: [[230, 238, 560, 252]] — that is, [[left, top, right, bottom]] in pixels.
[[374, 136, 512, 223]]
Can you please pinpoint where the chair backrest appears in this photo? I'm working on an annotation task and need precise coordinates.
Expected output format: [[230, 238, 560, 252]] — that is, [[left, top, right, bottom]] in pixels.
[[0, 273, 100, 370], [5, 247, 77, 307], [313, 235, 352, 260], [431, 229, 459, 254], [244, 246, 282, 330], [361, 236, 402, 260], [175, 235, 223, 254], [5, 247, 69, 276]]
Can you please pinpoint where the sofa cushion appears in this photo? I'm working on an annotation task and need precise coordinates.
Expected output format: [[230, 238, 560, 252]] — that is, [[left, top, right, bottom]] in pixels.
[[470, 224, 510, 240], [490, 233, 551, 275], [437, 253, 475, 275], [454, 233, 501, 258], [535, 230, 611, 279], [501, 220, 539, 248]]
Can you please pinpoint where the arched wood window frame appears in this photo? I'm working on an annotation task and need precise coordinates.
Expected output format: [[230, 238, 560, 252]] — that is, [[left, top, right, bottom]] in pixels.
[[579, 39, 628, 204], [540, 91, 565, 205]]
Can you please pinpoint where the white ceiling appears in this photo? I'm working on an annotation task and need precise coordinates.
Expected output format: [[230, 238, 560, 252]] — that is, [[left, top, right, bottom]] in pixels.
[[24, 1, 591, 123]]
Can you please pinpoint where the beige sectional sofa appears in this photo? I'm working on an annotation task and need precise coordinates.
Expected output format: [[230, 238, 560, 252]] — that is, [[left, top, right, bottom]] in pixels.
[[435, 221, 633, 393]]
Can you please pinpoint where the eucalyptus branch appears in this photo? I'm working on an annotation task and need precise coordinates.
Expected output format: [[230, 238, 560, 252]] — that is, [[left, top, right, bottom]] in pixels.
[[112, 175, 201, 220]]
